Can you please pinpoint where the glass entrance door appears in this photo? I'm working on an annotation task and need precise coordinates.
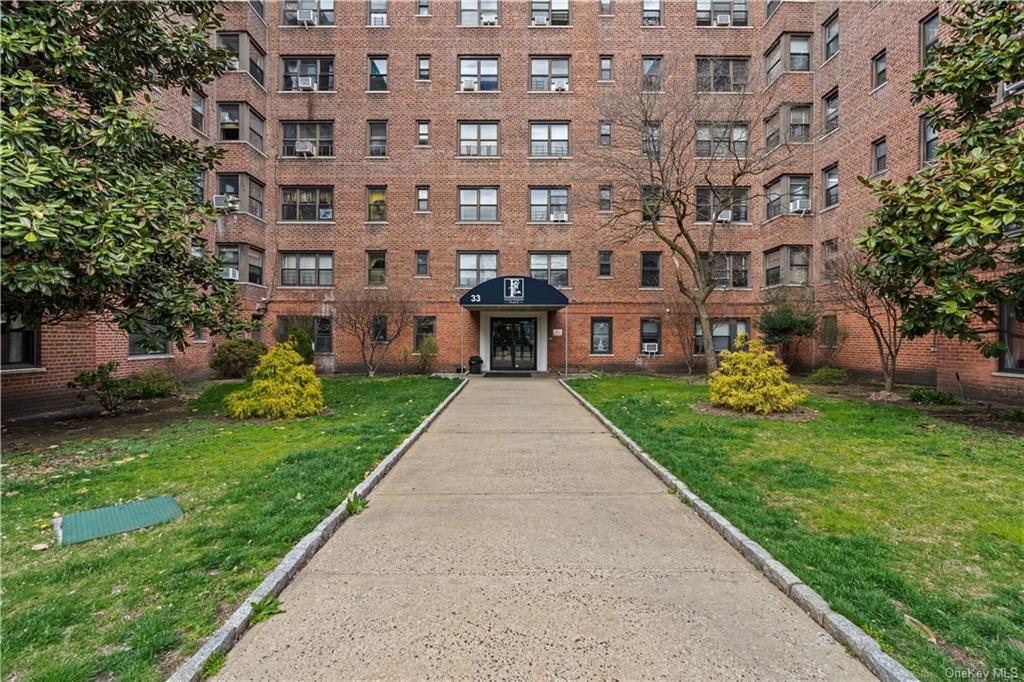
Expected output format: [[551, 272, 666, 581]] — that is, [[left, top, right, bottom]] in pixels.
[[490, 318, 537, 370]]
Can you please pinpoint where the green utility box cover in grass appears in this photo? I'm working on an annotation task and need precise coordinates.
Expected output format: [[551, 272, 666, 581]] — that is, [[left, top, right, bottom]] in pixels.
[[58, 495, 182, 545]]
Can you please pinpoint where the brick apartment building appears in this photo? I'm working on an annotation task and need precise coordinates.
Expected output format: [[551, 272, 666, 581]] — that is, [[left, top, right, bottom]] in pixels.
[[3, 0, 1022, 415]]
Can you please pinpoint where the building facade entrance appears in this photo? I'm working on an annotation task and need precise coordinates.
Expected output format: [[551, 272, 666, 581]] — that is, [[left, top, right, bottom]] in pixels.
[[490, 318, 536, 371]]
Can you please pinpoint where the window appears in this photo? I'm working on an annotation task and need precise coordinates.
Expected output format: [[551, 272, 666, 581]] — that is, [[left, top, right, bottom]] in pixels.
[[529, 187, 569, 222], [459, 186, 499, 221], [249, 248, 264, 284], [250, 0, 265, 18], [218, 103, 240, 140], [459, 57, 499, 91], [640, 318, 661, 352], [194, 172, 205, 203], [598, 251, 612, 277], [599, 122, 612, 146], [283, 0, 335, 25], [764, 245, 810, 286], [600, 55, 613, 81], [823, 13, 839, 60], [599, 0, 613, 14], [282, 122, 334, 157], [696, 187, 749, 222], [217, 173, 263, 217], [641, 185, 661, 222], [417, 120, 430, 145], [530, 252, 569, 287], [694, 319, 748, 354], [248, 179, 264, 218], [417, 55, 431, 80], [282, 56, 334, 91], [458, 121, 499, 156], [599, 185, 612, 211], [218, 103, 263, 150], [458, 252, 498, 287], [530, 122, 569, 157], [819, 314, 839, 349], [642, 55, 662, 90], [280, 186, 334, 221], [218, 244, 240, 277], [218, 173, 240, 207], [696, 57, 748, 92], [591, 318, 612, 354], [822, 239, 838, 282], [280, 252, 333, 286], [642, 0, 661, 26], [697, 0, 748, 26], [641, 252, 660, 287], [248, 112, 264, 151], [789, 36, 810, 71], [367, 250, 387, 285], [249, 42, 265, 85], [128, 332, 170, 357], [701, 252, 749, 288], [765, 112, 780, 148], [823, 165, 839, 207], [921, 11, 940, 66], [369, 56, 388, 91], [314, 317, 332, 353], [417, 0, 430, 15], [642, 122, 661, 157], [823, 89, 839, 133], [415, 250, 430, 276], [416, 186, 430, 212], [766, 35, 809, 84], [368, 0, 387, 25], [414, 317, 436, 352], [766, 0, 780, 17], [220, 33, 241, 70], [367, 186, 387, 221], [368, 121, 388, 156], [1, 316, 38, 369], [766, 41, 782, 84], [999, 303, 1024, 373], [873, 137, 887, 173], [789, 105, 811, 141], [921, 116, 938, 164], [872, 50, 887, 88], [191, 92, 205, 131], [766, 175, 811, 218], [369, 315, 388, 344], [696, 123, 748, 158], [531, 0, 569, 25], [531, 56, 570, 91], [459, 0, 498, 26]]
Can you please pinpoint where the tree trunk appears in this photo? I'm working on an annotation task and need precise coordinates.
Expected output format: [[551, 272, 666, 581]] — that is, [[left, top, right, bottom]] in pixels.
[[883, 354, 896, 392], [696, 302, 718, 374]]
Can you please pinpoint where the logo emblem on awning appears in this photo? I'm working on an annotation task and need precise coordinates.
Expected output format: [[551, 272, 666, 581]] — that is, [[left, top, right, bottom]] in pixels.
[[503, 277, 525, 303]]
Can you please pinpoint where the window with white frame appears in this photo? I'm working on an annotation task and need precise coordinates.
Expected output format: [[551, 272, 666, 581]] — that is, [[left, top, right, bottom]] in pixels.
[[530, 56, 570, 91], [529, 187, 569, 222], [697, 0, 748, 26], [529, 252, 570, 287], [459, 121, 499, 156], [368, 0, 387, 25], [416, 186, 430, 212], [764, 245, 810, 286], [459, 0, 499, 26], [531, 0, 569, 25], [280, 252, 333, 286], [459, 57, 499, 91], [458, 252, 498, 287], [417, 120, 430, 145], [459, 187, 499, 221], [530, 122, 569, 157], [696, 122, 748, 158], [283, 0, 335, 25]]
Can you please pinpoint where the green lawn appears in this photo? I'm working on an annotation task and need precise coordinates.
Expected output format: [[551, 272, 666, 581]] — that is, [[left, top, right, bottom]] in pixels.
[[568, 376, 1024, 682], [1, 376, 458, 682]]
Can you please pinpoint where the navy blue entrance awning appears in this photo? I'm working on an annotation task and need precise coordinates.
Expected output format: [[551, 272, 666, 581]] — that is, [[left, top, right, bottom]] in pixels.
[[459, 276, 569, 309]]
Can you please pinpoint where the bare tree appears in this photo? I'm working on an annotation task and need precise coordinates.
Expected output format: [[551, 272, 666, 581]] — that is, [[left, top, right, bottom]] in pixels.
[[336, 285, 416, 377], [663, 291, 698, 374], [826, 241, 908, 392], [585, 63, 793, 373]]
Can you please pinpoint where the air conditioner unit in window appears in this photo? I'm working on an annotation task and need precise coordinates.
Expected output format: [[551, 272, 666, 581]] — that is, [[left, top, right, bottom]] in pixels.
[[789, 199, 812, 213], [550, 211, 569, 222], [459, 144, 477, 156], [532, 15, 549, 25], [552, 81, 568, 92], [221, 267, 240, 280], [296, 8, 317, 24], [716, 209, 732, 222], [481, 13, 497, 25], [715, 13, 732, 25], [641, 342, 659, 354], [212, 194, 239, 210], [1006, 79, 1024, 95], [294, 140, 315, 156], [297, 75, 316, 90], [460, 78, 478, 91]]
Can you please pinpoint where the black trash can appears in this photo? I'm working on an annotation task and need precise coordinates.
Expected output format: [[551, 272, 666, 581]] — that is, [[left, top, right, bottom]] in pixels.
[[468, 356, 484, 375]]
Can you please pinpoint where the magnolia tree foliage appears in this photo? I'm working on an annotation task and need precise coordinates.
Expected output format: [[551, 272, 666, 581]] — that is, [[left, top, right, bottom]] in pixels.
[[0, 1, 244, 348], [858, 0, 1024, 356]]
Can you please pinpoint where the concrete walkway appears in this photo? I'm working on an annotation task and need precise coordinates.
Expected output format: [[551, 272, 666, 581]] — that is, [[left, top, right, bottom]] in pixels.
[[218, 377, 873, 681]]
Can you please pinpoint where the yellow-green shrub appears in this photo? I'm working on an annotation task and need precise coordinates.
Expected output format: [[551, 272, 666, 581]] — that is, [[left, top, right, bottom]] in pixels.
[[226, 344, 324, 419], [708, 334, 807, 414]]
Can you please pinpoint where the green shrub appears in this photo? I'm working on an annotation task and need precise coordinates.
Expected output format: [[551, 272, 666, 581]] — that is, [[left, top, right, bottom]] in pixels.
[[124, 368, 180, 399], [997, 408, 1024, 422], [908, 387, 959, 405], [226, 345, 324, 419], [210, 339, 266, 378], [416, 335, 439, 374], [708, 334, 808, 414], [285, 327, 315, 364], [806, 366, 849, 386], [68, 362, 130, 413]]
